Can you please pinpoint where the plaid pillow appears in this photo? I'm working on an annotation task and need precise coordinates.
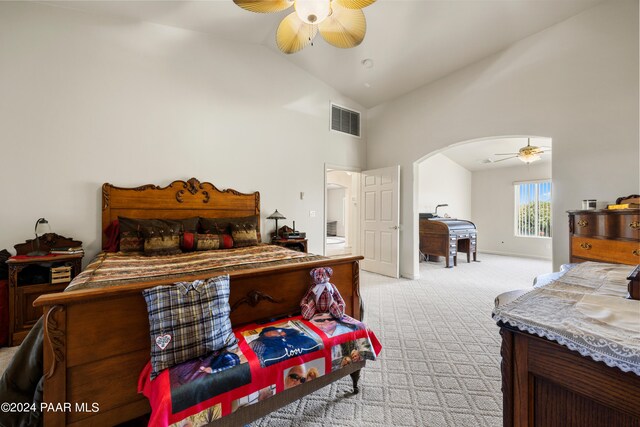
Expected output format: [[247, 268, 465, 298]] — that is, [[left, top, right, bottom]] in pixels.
[[142, 275, 237, 380]]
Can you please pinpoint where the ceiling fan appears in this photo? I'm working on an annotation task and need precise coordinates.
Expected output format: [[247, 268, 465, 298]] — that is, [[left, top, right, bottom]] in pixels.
[[493, 138, 551, 164], [233, 0, 376, 54]]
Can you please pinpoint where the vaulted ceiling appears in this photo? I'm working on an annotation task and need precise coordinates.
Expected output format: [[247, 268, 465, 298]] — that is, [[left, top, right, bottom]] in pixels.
[[47, 0, 602, 108]]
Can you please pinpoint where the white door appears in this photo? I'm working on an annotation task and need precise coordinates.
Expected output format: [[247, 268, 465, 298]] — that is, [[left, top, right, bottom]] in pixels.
[[360, 166, 400, 277]]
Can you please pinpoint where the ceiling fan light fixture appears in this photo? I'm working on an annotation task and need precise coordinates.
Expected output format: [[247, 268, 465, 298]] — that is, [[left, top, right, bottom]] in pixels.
[[235, 0, 374, 53], [295, 0, 331, 24], [518, 152, 541, 163]]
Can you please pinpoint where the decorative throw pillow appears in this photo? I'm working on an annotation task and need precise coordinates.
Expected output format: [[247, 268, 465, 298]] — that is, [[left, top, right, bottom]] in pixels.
[[118, 217, 198, 254], [200, 215, 261, 242], [176, 217, 199, 233], [142, 274, 237, 380], [181, 233, 234, 251], [118, 217, 146, 252], [139, 221, 182, 256], [102, 219, 120, 252], [231, 222, 259, 247], [199, 217, 232, 234]]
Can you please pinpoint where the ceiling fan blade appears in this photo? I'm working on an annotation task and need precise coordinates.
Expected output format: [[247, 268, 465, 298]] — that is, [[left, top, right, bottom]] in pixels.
[[334, 0, 376, 10], [276, 12, 318, 54], [318, 4, 366, 48], [492, 156, 518, 162], [234, 0, 293, 13]]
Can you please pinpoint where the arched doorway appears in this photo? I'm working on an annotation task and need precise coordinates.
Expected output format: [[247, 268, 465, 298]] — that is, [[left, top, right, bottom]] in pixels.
[[414, 135, 553, 270]]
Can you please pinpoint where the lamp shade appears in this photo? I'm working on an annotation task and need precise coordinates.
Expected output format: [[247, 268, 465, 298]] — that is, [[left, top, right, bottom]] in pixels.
[[35, 218, 50, 236], [28, 217, 51, 256], [267, 210, 286, 220]]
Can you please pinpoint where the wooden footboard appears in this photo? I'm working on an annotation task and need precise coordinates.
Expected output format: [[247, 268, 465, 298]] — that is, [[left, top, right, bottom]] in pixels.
[[34, 256, 363, 427], [500, 325, 640, 427]]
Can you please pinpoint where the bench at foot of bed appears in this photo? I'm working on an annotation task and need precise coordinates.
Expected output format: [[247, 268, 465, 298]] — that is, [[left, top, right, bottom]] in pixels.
[[214, 363, 365, 427], [139, 314, 381, 426]]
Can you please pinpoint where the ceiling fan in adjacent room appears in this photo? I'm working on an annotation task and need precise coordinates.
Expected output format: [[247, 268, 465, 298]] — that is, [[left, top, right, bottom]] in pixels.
[[493, 138, 551, 164], [233, 0, 376, 54]]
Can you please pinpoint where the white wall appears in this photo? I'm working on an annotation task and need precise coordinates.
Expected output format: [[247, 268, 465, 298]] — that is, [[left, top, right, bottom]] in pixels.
[[367, 0, 639, 277], [418, 153, 471, 219], [0, 2, 366, 258], [327, 188, 346, 236], [472, 162, 552, 259]]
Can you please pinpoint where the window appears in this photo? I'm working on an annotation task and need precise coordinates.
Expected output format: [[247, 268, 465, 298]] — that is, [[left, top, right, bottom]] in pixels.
[[515, 181, 552, 238]]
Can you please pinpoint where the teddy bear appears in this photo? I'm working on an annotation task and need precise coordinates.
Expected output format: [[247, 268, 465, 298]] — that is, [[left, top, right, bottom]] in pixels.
[[300, 267, 345, 320]]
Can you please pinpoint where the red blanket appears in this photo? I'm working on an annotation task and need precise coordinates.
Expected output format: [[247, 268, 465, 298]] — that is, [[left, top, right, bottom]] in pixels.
[[139, 314, 381, 426]]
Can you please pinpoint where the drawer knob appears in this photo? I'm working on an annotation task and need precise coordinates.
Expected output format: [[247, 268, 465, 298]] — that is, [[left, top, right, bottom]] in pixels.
[[580, 242, 592, 250], [577, 220, 588, 227], [634, 249, 640, 256], [630, 221, 640, 230]]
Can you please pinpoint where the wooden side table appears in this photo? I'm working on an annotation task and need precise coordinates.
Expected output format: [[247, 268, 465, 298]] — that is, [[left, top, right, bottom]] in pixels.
[[271, 238, 308, 253], [7, 233, 82, 345]]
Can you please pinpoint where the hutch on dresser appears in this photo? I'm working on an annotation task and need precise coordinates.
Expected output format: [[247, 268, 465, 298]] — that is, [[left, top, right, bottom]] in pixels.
[[567, 208, 640, 265], [6, 233, 83, 345]]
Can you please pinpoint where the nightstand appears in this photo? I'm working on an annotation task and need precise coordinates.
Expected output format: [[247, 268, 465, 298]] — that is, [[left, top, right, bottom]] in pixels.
[[271, 238, 308, 253], [7, 233, 82, 345]]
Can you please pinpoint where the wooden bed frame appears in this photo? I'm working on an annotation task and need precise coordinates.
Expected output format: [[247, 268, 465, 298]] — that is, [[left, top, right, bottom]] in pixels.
[[499, 325, 640, 427], [33, 178, 364, 427]]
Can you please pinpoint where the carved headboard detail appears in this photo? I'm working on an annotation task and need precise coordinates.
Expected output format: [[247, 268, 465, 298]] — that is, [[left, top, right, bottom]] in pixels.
[[101, 178, 260, 247]]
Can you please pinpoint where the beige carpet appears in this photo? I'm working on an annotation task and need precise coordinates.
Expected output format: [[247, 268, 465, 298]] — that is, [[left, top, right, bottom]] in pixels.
[[0, 253, 550, 426], [254, 253, 551, 427], [0, 346, 18, 374]]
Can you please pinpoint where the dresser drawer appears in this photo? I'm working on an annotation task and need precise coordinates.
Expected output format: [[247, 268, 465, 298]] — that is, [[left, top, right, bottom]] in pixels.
[[612, 214, 640, 240], [571, 236, 640, 265], [573, 214, 599, 236], [455, 229, 475, 239]]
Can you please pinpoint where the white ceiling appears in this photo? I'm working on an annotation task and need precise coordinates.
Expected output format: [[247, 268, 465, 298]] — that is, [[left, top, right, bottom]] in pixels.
[[45, 0, 602, 108], [441, 137, 552, 171]]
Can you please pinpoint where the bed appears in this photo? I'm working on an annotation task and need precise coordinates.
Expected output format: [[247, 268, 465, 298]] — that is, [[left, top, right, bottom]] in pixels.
[[494, 262, 640, 427], [31, 178, 365, 427]]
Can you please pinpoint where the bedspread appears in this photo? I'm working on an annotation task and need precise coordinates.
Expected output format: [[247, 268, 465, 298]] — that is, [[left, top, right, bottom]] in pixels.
[[139, 314, 382, 427], [67, 245, 322, 291], [493, 262, 640, 376]]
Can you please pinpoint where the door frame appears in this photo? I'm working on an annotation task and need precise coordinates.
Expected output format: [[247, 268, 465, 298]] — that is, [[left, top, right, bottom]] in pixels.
[[324, 163, 361, 257]]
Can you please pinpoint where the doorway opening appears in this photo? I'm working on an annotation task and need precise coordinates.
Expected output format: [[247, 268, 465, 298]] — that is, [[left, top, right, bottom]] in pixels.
[[324, 166, 361, 257], [415, 135, 553, 271]]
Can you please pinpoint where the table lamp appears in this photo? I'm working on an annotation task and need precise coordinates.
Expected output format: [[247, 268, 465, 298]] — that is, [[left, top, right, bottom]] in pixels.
[[28, 217, 51, 256], [267, 210, 286, 237]]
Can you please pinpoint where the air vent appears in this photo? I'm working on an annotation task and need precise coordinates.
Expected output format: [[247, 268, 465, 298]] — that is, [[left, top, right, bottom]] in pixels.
[[331, 104, 360, 137]]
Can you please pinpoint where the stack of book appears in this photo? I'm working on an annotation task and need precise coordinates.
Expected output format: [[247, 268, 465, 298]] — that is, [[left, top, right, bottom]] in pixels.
[[50, 246, 84, 255], [607, 203, 640, 210]]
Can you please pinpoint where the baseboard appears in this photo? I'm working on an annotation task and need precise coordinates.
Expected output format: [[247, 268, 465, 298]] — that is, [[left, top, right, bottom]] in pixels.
[[400, 272, 419, 280], [480, 250, 552, 261]]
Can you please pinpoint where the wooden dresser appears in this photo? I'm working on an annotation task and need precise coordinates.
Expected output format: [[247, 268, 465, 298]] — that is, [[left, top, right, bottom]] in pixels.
[[568, 209, 640, 265]]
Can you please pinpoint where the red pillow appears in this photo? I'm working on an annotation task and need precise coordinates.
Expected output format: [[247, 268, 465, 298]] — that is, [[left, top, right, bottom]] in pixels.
[[103, 219, 120, 252], [181, 232, 233, 251]]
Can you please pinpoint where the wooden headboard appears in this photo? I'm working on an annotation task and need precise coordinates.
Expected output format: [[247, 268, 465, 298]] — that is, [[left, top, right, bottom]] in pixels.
[[102, 177, 260, 246]]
